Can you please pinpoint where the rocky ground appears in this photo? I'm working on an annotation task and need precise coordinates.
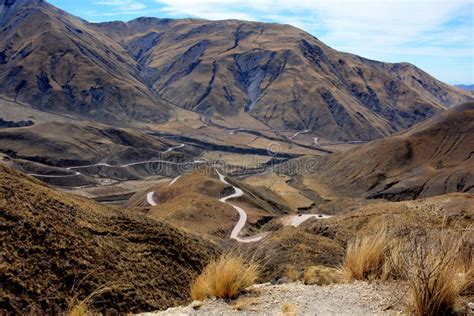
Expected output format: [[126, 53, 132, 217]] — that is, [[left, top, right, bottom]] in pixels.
[[141, 281, 404, 315]]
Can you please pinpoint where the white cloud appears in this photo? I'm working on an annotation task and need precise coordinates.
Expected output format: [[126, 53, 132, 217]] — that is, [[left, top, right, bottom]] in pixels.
[[94, 0, 146, 11], [153, 0, 473, 61]]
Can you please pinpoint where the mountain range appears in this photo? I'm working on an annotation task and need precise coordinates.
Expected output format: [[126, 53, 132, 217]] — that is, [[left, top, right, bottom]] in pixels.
[[456, 84, 474, 91], [1, 0, 472, 141]]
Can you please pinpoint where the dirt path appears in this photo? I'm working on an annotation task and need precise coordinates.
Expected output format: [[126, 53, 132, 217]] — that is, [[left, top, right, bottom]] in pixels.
[[28, 144, 195, 178], [146, 192, 157, 206], [146, 175, 182, 206], [216, 170, 269, 243], [289, 129, 309, 139], [282, 214, 333, 227], [141, 281, 401, 315]]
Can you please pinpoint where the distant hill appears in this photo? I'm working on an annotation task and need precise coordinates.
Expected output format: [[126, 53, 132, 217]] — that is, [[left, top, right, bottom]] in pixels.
[[0, 0, 472, 140], [300, 102, 474, 201], [455, 84, 474, 91]]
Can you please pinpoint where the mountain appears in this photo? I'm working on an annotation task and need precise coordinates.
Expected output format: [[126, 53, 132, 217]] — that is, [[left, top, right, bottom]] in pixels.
[[93, 18, 472, 140], [298, 102, 474, 201], [0, 1, 471, 141], [456, 84, 474, 91], [0, 0, 174, 124], [0, 163, 219, 314]]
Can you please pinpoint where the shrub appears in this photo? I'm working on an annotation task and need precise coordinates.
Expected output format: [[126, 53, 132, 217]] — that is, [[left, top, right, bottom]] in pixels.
[[303, 266, 343, 285], [400, 229, 473, 315], [341, 227, 389, 281], [68, 284, 116, 316], [285, 265, 300, 282], [190, 252, 260, 300]]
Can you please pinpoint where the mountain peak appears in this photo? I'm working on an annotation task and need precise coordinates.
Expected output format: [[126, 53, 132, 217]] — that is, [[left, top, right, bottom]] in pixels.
[[2, 0, 44, 6]]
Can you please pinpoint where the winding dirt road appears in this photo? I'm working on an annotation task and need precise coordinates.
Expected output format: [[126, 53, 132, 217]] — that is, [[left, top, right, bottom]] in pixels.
[[289, 129, 310, 139], [145, 170, 333, 242], [216, 170, 269, 243], [146, 192, 157, 206], [146, 175, 182, 206], [283, 214, 333, 227], [28, 144, 195, 178]]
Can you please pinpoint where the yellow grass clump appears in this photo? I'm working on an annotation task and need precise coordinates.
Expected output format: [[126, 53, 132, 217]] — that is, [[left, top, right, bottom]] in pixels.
[[341, 227, 389, 281], [401, 230, 473, 315], [280, 302, 297, 316], [68, 284, 117, 316], [285, 265, 300, 282], [341, 222, 473, 315], [190, 252, 260, 300], [303, 266, 343, 285]]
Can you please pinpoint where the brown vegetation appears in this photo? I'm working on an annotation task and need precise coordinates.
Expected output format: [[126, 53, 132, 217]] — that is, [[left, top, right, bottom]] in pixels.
[[341, 222, 473, 315], [0, 165, 219, 314], [397, 229, 473, 315], [285, 265, 300, 282], [341, 227, 390, 281], [280, 302, 297, 316], [190, 253, 260, 300], [303, 266, 343, 286]]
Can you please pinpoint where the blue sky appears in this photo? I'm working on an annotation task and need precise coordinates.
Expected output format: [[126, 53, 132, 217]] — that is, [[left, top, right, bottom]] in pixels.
[[49, 0, 473, 85]]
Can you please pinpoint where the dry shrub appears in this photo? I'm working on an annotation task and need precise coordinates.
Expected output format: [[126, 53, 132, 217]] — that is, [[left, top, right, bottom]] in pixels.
[[285, 265, 300, 282], [342, 226, 390, 281], [399, 229, 473, 315], [280, 302, 297, 316], [190, 252, 260, 300], [68, 285, 115, 316], [303, 266, 343, 285], [232, 297, 261, 311]]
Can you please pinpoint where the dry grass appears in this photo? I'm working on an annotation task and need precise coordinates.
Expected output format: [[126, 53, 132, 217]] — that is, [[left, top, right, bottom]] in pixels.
[[280, 302, 297, 316], [232, 297, 261, 311], [398, 229, 473, 315], [190, 252, 260, 300], [68, 285, 115, 316], [341, 226, 389, 281], [303, 266, 343, 285], [285, 265, 300, 282]]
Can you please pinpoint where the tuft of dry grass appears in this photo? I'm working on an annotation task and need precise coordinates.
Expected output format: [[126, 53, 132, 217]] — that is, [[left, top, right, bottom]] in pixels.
[[399, 229, 473, 316], [68, 284, 117, 316], [280, 302, 297, 316], [190, 252, 260, 300], [285, 265, 300, 282], [232, 297, 261, 311], [303, 266, 343, 285], [341, 227, 389, 281]]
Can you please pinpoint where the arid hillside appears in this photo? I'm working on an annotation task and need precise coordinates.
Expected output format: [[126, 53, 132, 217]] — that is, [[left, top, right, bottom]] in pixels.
[[0, 0, 471, 141], [0, 121, 177, 165], [0, 164, 220, 314], [0, 0, 174, 123], [298, 102, 474, 201], [94, 18, 472, 140], [127, 169, 290, 240]]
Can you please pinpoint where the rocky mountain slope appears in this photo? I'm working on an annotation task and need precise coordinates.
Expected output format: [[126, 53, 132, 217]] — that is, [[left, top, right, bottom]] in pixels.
[[299, 102, 474, 201], [0, 163, 220, 314], [94, 18, 472, 140], [0, 0, 471, 141], [0, 0, 174, 123]]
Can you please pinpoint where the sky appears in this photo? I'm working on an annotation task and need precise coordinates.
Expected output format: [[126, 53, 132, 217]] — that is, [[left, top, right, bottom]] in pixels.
[[48, 0, 474, 85]]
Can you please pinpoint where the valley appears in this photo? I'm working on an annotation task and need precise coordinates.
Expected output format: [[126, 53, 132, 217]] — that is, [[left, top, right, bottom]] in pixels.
[[0, 0, 473, 315]]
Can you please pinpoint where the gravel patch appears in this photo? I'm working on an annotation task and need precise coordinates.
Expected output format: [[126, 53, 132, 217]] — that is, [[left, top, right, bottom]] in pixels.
[[140, 281, 404, 315]]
